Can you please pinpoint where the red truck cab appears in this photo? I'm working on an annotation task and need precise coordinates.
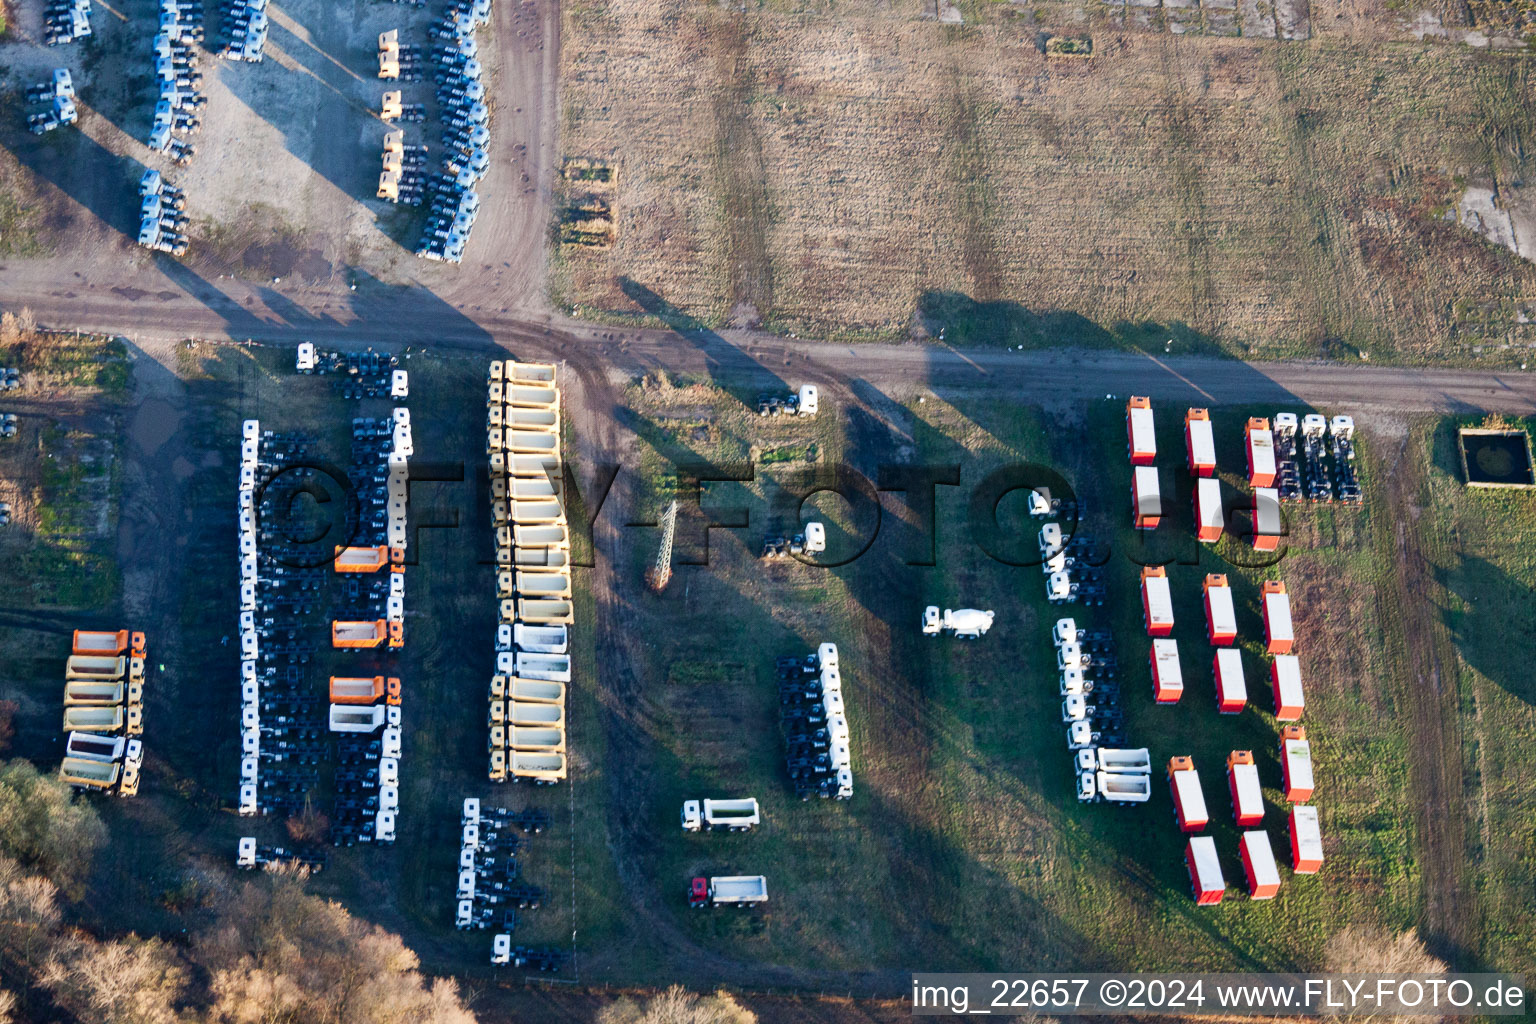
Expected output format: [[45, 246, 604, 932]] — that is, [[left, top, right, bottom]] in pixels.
[[688, 877, 709, 907]]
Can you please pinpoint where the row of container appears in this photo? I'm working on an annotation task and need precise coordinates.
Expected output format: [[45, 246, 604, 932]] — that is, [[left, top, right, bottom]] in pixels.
[[487, 361, 570, 784], [58, 629, 148, 795], [1169, 751, 1322, 903], [1142, 572, 1303, 718], [416, 0, 492, 262]]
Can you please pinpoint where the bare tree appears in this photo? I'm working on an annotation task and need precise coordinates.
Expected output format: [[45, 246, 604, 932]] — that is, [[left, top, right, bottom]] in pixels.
[[0, 309, 36, 349], [0, 988, 16, 1024], [0, 760, 107, 897], [197, 871, 477, 1024], [42, 934, 187, 1024], [1324, 924, 1447, 975], [1322, 925, 1448, 1024], [598, 985, 758, 1024]]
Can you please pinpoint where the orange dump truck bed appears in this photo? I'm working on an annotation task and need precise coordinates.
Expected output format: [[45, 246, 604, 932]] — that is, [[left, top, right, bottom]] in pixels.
[[330, 676, 386, 704], [334, 545, 392, 573], [332, 620, 388, 649], [72, 629, 145, 657]]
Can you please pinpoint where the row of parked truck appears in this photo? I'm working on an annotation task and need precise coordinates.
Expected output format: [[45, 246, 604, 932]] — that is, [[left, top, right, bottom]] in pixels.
[[44, 0, 92, 43], [456, 799, 566, 968], [217, 0, 268, 61], [776, 644, 854, 800], [58, 630, 147, 796], [146, 0, 204, 164], [138, 168, 189, 256], [25, 68, 78, 134], [235, 414, 408, 844], [408, 0, 492, 260], [1052, 617, 1139, 801], [486, 361, 572, 784]]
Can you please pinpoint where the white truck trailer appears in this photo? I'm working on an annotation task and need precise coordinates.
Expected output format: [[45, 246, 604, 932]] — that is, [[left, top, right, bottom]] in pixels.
[[689, 875, 768, 907], [681, 797, 761, 832]]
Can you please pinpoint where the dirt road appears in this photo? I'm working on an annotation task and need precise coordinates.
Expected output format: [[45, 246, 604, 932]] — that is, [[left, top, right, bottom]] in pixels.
[[4, 256, 1536, 417]]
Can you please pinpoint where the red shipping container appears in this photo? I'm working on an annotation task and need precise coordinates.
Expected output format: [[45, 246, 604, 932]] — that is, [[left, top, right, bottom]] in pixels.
[[1271, 654, 1305, 721], [1246, 417, 1277, 487], [1262, 581, 1293, 655], [1289, 805, 1323, 874], [1280, 724, 1314, 802], [1186, 835, 1225, 905], [1239, 830, 1281, 900], [1132, 466, 1162, 530], [1213, 648, 1247, 713], [1127, 396, 1156, 465], [1141, 566, 1174, 637], [1203, 573, 1237, 645], [1151, 639, 1183, 704], [1168, 756, 1208, 832], [1185, 408, 1216, 477], [1195, 478, 1224, 544], [1226, 751, 1264, 826]]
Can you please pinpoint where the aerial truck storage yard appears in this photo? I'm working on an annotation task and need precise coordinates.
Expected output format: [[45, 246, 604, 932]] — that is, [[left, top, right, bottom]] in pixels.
[[1, 0, 1535, 1014]]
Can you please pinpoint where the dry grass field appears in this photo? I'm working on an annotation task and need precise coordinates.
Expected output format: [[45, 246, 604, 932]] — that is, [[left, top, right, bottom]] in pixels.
[[555, 0, 1536, 361]]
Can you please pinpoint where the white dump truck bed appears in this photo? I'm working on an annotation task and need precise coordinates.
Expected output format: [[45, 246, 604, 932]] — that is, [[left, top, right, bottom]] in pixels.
[[1096, 772, 1152, 803], [704, 798, 761, 829], [514, 653, 571, 682], [514, 624, 568, 654], [1096, 748, 1152, 774], [508, 678, 565, 704], [710, 875, 768, 903], [63, 706, 124, 733]]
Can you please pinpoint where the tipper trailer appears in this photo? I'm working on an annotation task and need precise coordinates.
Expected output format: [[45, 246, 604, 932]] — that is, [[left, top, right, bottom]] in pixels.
[[1150, 638, 1183, 704], [64, 680, 125, 706], [1251, 487, 1283, 551], [65, 732, 124, 762], [1202, 574, 1237, 645], [1280, 724, 1314, 801], [1226, 750, 1264, 826], [1270, 654, 1305, 721], [1246, 417, 1277, 487], [1213, 648, 1247, 713], [1194, 478, 1224, 543], [1185, 835, 1225, 905], [1126, 396, 1156, 465], [1140, 566, 1174, 637], [1262, 580, 1294, 654], [681, 797, 761, 832], [1184, 408, 1216, 477], [1290, 805, 1323, 873], [509, 751, 566, 782], [1168, 756, 1208, 832], [689, 875, 768, 907], [1131, 466, 1162, 530], [1240, 830, 1281, 899], [65, 655, 129, 680]]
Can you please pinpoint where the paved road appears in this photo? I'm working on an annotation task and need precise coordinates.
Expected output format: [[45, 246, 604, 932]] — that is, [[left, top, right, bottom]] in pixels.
[[5, 255, 1536, 415]]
